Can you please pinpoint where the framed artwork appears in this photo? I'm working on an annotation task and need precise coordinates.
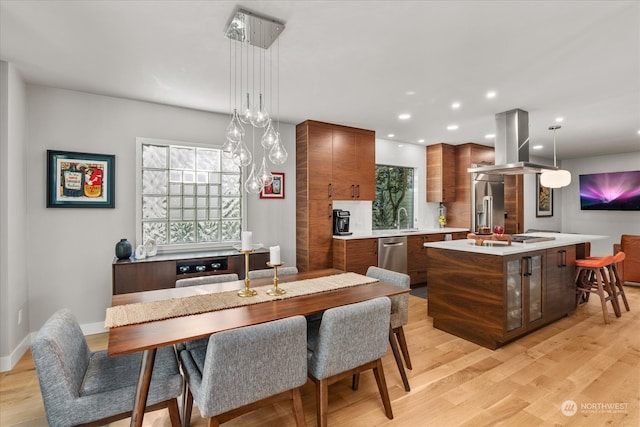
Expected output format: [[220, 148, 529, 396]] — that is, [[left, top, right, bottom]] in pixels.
[[536, 173, 553, 217], [47, 150, 115, 208], [260, 172, 285, 199]]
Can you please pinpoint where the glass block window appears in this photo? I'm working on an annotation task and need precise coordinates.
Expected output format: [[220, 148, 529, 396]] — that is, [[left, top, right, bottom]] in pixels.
[[138, 139, 243, 251]]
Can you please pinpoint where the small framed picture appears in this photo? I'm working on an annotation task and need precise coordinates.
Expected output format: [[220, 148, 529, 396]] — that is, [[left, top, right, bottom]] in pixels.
[[47, 150, 115, 208], [260, 172, 285, 199], [536, 173, 553, 217]]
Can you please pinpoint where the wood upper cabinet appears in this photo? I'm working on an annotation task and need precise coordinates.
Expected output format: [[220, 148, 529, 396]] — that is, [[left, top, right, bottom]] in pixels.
[[331, 127, 375, 200], [427, 143, 456, 203], [333, 238, 378, 275], [306, 124, 333, 200]]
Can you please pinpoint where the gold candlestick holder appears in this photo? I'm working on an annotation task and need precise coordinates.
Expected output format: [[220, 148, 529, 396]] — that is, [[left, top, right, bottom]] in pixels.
[[266, 262, 286, 296], [237, 249, 257, 297]]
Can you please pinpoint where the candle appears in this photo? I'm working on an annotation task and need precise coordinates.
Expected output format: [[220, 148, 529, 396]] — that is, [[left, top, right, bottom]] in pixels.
[[241, 231, 253, 251], [270, 245, 281, 264]]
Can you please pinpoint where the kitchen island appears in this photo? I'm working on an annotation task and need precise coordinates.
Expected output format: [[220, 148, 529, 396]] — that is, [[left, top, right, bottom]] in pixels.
[[425, 233, 603, 349]]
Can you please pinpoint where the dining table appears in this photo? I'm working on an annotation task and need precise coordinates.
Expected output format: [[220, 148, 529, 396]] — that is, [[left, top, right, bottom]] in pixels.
[[106, 268, 409, 427]]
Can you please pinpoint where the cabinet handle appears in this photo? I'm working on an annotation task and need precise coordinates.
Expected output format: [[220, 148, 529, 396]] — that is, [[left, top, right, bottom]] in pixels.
[[356, 184, 360, 198], [351, 184, 355, 198], [327, 203, 332, 218], [328, 183, 332, 198], [374, 240, 377, 255], [561, 250, 567, 267], [522, 256, 532, 276]]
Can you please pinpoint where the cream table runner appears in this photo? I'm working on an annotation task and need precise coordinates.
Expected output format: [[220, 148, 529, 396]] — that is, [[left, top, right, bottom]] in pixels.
[[105, 272, 378, 328]]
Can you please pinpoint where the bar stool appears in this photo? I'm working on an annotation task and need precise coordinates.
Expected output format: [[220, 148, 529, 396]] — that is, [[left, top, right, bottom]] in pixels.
[[609, 251, 630, 313], [575, 255, 620, 323]]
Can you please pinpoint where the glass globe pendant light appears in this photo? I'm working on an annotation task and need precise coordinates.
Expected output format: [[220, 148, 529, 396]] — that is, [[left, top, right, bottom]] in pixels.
[[231, 139, 252, 167], [221, 138, 237, 159], [244, 162, 263, 194], [239, 93, 253, 124], [250, 93, 270, 128], [268, 135, 288, 165], [225, 109, 245, 143], [258, 155, 273, 186], [261, 119, 278, 149], [540, 125, 571, 188]]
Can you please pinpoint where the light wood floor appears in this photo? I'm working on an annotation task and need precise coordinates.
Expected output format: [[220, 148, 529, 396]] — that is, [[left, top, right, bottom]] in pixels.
[[2, 288, 639, 427]]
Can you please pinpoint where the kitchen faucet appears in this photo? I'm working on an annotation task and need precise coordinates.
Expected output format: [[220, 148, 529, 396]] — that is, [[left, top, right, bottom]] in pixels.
[[397, 207, 408, 230]]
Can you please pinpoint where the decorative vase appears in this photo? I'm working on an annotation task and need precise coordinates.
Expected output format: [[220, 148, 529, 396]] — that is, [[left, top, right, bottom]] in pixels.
[[115, 238, 132, 260]]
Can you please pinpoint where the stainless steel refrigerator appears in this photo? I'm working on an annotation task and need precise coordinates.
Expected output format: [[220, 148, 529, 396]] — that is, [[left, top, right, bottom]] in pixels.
[[471, 172, 505, 233]]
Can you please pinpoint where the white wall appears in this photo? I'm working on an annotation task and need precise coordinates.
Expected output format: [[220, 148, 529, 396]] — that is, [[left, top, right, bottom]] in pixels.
[[560, 152, 640, 256], [22, 85, 295, 343], [0, 62, 29, 371]]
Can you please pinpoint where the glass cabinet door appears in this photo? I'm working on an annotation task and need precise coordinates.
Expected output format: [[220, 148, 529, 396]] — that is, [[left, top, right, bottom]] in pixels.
[[506, 259, 522, 331], [528, 255, 543, 322]]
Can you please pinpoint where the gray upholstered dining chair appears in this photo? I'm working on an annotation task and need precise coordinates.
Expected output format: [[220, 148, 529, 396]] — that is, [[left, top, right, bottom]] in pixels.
[[366, 266, 412, 391], [306, 297, 393, 427], [248, 266, 299, 279], [31, 309, 183, 427], [176, 272, 239, 287], [179, 315, 308, 427]]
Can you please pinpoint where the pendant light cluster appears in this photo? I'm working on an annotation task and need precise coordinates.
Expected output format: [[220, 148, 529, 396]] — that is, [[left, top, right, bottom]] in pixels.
[[540, 125, 571, 188], [223, 8, 287, 194]]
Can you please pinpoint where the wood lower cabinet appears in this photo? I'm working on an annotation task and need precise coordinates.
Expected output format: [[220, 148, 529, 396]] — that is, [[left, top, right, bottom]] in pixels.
[[332, 238, 378, 275], [545, 245, 577, 319], [112, 250, 270, 294], [427, 246, 576, 349]]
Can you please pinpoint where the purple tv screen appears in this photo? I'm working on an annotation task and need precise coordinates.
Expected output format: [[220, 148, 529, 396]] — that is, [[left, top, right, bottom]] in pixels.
[[579, 170, 640, 211]]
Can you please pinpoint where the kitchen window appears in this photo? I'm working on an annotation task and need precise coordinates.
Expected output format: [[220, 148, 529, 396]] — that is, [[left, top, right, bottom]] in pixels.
[[136, 137, 244, 253], [373, 165, 415, 229]]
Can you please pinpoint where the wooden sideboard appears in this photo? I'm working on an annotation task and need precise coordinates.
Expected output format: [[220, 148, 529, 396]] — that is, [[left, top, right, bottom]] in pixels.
[[112, 249, 270, 294]]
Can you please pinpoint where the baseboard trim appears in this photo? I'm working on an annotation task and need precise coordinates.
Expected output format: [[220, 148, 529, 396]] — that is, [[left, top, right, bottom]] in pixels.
[[0, 334, 30, 372], [0, 320, 108, 372]]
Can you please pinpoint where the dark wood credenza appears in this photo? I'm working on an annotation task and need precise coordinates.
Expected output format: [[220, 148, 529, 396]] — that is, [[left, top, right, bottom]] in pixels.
[[112, 248, 270, 294]]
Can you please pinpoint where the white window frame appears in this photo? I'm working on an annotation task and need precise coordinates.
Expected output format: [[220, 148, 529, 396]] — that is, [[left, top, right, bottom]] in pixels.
[[135, 137, 246, 254]]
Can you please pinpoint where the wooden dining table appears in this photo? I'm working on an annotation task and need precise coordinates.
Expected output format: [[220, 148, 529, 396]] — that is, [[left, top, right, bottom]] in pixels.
[[107, 268, 409, 427]]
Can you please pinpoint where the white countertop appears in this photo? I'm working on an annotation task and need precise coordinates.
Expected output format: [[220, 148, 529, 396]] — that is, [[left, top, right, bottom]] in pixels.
[[333, 227, 469, 240], [424, 232, 606, 255]]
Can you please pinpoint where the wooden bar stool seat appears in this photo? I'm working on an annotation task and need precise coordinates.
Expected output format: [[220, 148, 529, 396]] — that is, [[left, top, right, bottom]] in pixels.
[[575, 255, 620, 323]]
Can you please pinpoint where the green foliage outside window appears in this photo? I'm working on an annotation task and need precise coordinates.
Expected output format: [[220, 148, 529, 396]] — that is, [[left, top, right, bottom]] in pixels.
[[373, 165, 414, 229]]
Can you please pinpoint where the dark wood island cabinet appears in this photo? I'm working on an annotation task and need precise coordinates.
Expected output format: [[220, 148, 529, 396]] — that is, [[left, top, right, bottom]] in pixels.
[[425, 234, 594, 349]]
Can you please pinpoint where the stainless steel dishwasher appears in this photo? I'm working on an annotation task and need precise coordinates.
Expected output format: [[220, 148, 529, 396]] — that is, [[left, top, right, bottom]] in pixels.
[[377, 236, 407, 274]]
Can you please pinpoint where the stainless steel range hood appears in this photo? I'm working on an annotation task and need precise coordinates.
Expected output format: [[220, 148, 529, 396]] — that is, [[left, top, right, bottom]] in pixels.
[[468, 109, 556, 175]]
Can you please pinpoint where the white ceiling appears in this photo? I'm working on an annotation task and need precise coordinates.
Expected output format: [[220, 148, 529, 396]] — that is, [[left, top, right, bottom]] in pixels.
[[1, 0, 639, 160]]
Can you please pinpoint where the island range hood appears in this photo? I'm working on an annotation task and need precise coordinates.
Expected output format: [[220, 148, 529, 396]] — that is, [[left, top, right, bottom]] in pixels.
[[468, 108, 556, 175]]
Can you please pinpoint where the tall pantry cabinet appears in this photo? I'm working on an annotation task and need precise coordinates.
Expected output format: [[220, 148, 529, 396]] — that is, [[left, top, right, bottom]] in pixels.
[[296, 120, 375, 272]]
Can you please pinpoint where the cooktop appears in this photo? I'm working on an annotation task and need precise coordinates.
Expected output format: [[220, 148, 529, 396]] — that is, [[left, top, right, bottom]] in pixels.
[[511, 235, 556, 243]]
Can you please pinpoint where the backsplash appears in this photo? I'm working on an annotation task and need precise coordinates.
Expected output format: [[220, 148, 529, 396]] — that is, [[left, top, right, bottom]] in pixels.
[[333, 201, 372, 234]]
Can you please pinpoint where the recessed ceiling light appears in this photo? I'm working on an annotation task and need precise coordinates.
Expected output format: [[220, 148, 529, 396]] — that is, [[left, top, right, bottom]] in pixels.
[[406, 91, 416, 96], [485, 133, 495, 139], [533, 145, 543, 150], [637, 129, 640, 135], [447, 125, 459, 131], [451, 102, 461, 109], [555, 117, 564, 122], [398, 144, 404, 148], [387, 133, 395, 138], [486, 91, 497, 99], [398, 113, 411, 120], [418, 139, 425, 143]]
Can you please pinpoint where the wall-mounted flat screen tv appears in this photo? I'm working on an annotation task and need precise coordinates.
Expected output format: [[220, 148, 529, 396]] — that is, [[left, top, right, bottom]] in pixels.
[[579, 170, 640, 211]]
